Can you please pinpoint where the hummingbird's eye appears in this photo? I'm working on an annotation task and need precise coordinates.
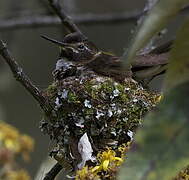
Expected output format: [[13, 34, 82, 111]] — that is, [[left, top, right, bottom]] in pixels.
[[78, 44, 85, 50]]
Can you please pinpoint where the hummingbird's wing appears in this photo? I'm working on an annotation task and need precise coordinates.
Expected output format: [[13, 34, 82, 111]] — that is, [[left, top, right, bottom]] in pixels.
[[131, 53, 168, 83], [86, 53, 132, 81], [131, 40, 172, 81], [149, 40, 173, 54], [132, 39, 172, 67], [132, 53, 169, 67], [86, 41, 171, 82]]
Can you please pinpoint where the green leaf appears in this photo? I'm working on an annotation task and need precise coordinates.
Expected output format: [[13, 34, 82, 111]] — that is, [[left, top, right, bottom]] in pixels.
[[118, 82, 189, 180], [119, 15, 189, 180], [122, 0, 189, 68], [164, 18, 189, 91], [119, 2, 189, 180]]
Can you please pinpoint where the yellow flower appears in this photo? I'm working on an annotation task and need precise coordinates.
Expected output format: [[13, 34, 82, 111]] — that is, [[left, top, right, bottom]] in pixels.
[[0, 122, 34, 161], [157, 94, 163, 102], [0, 148, 13, 164], [92, 149, 123, 173], [76, 166, 100, 180], [6, 169, 31, 180], [118, 142, 131, 159], [0, 122, 20, 152], [91, 166, 100, 172], [76, 166, 89, 179], [19, 135, 34, 161], [174, 166, 189, 180], [76, 143, 130, 179]]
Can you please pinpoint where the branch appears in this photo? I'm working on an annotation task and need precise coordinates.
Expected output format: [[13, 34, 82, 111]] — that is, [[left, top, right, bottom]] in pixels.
[[47, 0, 86, 39], [43, 162, 63, 180], [0, 11, 142, 31], [38, 0, 54, 15], [1, 3, 189, 32], [0, 40, 53, 115]]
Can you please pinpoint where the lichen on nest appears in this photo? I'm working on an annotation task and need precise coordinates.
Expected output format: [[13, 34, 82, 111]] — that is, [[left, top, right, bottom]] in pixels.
[[40, 61, 160, 171]]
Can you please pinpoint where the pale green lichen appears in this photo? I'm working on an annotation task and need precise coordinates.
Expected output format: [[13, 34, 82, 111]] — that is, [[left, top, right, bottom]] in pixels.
[[41, 73, 160, 171]]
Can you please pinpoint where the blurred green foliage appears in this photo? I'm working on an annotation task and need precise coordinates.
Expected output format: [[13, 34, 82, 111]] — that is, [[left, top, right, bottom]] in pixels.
[[122, 0, 189, 68], [119, 0, 189, 179]]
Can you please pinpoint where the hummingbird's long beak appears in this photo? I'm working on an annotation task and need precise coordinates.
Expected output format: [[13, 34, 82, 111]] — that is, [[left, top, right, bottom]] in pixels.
[[41, 35, 69, 47]]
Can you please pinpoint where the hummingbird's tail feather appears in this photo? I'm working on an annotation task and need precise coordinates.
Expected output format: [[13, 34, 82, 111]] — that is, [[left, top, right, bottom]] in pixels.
[[150, 40, 173, 54]]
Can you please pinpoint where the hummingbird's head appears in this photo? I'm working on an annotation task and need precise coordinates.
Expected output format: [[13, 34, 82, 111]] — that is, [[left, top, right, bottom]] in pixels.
[[41, 33, 99, 63], [59, 41, 99, 63]]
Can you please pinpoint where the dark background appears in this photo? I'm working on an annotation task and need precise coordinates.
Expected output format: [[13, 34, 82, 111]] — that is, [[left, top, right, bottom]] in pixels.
[[0, 0, 186, 178]]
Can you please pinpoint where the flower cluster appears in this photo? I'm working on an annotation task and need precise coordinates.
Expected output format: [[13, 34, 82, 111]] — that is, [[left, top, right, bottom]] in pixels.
[[4, 169, 31, 180], [76, 143, 130, 180], [0, 121, 34, 180], [174, 166, 189, 180]]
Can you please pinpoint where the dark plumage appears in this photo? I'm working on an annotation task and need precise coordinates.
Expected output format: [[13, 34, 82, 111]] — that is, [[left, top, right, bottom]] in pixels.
[[42, 32, 170, 82]]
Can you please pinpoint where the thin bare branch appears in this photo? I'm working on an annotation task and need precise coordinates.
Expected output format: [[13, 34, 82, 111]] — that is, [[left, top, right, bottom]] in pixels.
[[43, 162, 63, 180], [0, 11, 142, 31], [1, 3, 189, 32], [0, 40, 53, 115], [0, 16, 56, 31], [38, 0, 54, 15], [47, 0, 86, 39]]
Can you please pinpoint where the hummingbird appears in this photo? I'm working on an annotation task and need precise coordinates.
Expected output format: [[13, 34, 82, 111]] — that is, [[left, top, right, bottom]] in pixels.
[[41, 32, 170, 83]]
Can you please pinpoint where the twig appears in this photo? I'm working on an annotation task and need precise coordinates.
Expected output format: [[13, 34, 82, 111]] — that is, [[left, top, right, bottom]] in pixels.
[[1, 3, 189, 32], [0, 40, 53, 116], [38, 0, 54, 15], [74, 11, 142, 24], [0, 11, 142, 31], [43, 162, 63, 180], [47, 0, 86, 38]]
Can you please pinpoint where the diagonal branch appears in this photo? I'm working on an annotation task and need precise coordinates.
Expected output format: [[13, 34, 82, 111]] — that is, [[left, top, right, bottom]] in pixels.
[[47, 0, 87, 39], [0, 40, 53, 116], [43, 162, 63, 180], [0, 3, 188, 32], [1, 3, 189, 32], [38, 0, 54, 15], [0, 11, 142, 31]]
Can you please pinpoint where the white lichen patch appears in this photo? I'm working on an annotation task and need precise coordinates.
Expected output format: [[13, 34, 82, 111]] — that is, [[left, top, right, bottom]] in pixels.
[[113, 82, 118, 86], [123, 117, 128, 122], [55, 97, 62, 109], [17, 67, 23, 76], [113, 89, 120, 97], [108, 109, 113, 117], [60, 89, 68, 99], [110, 89, 120, 99], [133, 98, 138, 103], [55, 59, 71, 70], [110, 131, 116, 137], [77, 133, 95, 169], [75, 117, 85, 128], [92, 85, 98, 89], [110, 103, 117, 112], [84, 99, 92, 108], [96, 110, 105, 119], [127, 130, 134, 140], [95, 77, 106, 83], [116, 108, 122, 115]]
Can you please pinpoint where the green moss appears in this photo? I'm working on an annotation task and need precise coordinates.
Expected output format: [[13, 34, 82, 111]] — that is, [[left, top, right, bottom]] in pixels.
[[44, 76, 158, 134], [45, 82, 57, 96], [68, 91, 79, 103], [41, 74, 160, 170]]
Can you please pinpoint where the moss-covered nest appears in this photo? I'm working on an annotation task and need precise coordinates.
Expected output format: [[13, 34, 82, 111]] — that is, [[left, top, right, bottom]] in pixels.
[[40, 61, 159, 171]]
